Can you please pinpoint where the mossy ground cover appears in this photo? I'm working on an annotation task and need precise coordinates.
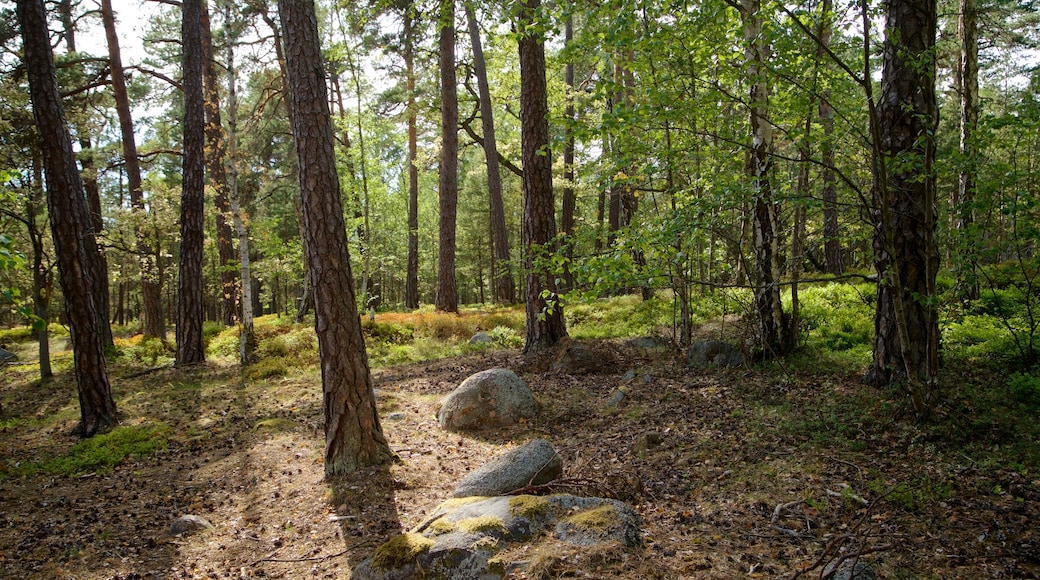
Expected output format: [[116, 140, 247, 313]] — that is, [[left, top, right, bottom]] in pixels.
[[0, 283, 1038, 578]]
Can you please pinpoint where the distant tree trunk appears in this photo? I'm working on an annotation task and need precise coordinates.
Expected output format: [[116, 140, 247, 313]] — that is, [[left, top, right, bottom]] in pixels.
[[436, 0, 459, 313], [741, 0, 786, 357], [278, 0, 394, 474], [466, 3, 515, 304], [176, 0, 207, 366], [864, 0, 939, 409], [560, 13, 576, 292], [29, 154, 52, 378], [18, 0, 117, 436], [201, 0, 238, 327], [404, 8, 420, 310], [101, 0, 163, 341], [224, 7, 256, 364], [519, 0, 567, 353], [818, 0, 842, 276], [955, 0, 979, 299], [58, 0, 110, 347]]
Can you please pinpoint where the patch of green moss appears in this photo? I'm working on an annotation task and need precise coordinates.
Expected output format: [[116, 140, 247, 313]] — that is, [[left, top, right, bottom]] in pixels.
[[435, 496, 487, 511], [370, 532, 435, 570], [561, 504, 617, 532], [509, 495, 551, 519], [487, 556, 507, 576], [456, 515, 507, 535], [252, 418, 296, 432], [427, 519, 456, 535], [28, 423, 170, 477]]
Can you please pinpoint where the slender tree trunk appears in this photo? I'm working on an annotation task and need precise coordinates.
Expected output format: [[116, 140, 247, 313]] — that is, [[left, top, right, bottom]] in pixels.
[[560, 13, 576, 292], [466, 3, 515, 304], [519, 0, 567, 352], [278, 0, 394, 474], [404, 8, 420, 310], [176, 0, 207, 366], [29, 154, 52, 378], [818, 0, 842, 276], [436, 0, 459, 312], [224, 8, 256, 364], [201, 1, 238, 328], [58, 0, 111, 347], [101, 0, 163, 341], [18, 0, 117, 436], [864, 0, 940, 407], [956, 0, 979, 299], [742, 0, 786, 357]]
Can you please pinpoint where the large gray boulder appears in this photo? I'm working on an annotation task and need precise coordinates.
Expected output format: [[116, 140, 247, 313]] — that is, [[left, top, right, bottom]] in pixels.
[[550, 342, 620, 374], [350, 494, 641, 580], [0, 348, 16, 364], [453, 439, 562, 498], [437, 369, 537, 432], [686, 340, 744, 368]]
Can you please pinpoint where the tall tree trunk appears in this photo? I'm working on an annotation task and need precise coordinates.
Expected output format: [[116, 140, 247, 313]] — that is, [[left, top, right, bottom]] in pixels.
[[18, 0, 116, 436], [58, 0, 111, 347], [278, 0, 394, 474], [29, 154, 52, 378], [404, 7, 420, 310], [225, 6, 256, 364], [176, 0, 206, 366], [864, 0, 940, 410], [956, 0, 979, 299], [466, 3, 515, 304], [741, 0, 786, 357], [560, 13, 576, 292], [436, 0, 459, 312], [519, 0, 567, 352], [201, 0, 238, 328], [101, 0, 163, 340], [818, 0, 842, 276]]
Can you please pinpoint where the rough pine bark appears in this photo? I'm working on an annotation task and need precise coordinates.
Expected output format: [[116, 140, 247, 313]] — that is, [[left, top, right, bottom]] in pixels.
[[955, 0, 979, 298], [201, 1, 238, 327], [404, 8, 420, 310], [560, 13, 576, 291], [101, 0, 163, 340], [466, 4, 515, 304], [519, 0, 567, 352], [18, 0, 117, 436], [435, 0, 459, 313], [864, 0, 939, 393], [278, 0, 394, 474], [176, 0, 207, 366], [818, 0, 842, 275]]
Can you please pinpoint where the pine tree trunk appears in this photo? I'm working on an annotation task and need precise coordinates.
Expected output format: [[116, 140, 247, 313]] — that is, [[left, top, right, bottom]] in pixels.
[[956, 0, 979, 299], [560, 13, 576, 292], [18, 0, 116, 435], [201, 1, 238, 328], [278, 0, 394, 474], [818, 0, 842, 276], [435, 0, 459, 313], [176, 0, 207, 366], [466, 4, 515, 304], [404, 8, 420, 310], [864, 0, 939, 401], [519, 0, 567, 353], [101, 0, 163, 341]]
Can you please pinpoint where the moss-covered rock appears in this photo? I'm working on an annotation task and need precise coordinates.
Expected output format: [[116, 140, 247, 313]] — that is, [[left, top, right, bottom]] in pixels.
[[370, 533, 435, 571]]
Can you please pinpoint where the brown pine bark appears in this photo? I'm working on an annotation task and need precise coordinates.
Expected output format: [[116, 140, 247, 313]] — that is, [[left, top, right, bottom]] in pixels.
[[435, 0, 459, 313], [100, 0, 164, 340], [404, 8, 420, 310], [466, 3, 515, 304], [818, 0, 842, 276], [18, 0, 116, 436], [560, 13, 576, 292], [864, 0, 939, 399], [201, 1, 238, 327], [176, 0, 207, 366], [519, 0, 567, 353], [955, 0, 979, 299], [278, 0, 394, 475]]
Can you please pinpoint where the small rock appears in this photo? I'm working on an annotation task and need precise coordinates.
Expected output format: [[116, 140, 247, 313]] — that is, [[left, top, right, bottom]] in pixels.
[[0, 348, 16, 364], [438, 369, 537, 432], [550, 342, 620, 375], [468, 332, 493, 345], [453, 439, 562, 497], [621, 369, 637, 383], [606, 386, 628, 408], [828, 561, 877, 580], [686, 340, 743, 368], [385, 412, 407, 421], [168, 515, 213, 536]]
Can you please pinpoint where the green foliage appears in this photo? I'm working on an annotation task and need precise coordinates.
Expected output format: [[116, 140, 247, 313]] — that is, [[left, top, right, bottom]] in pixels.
[[28, 424, 169, 477], [245, 356, 292, 381], [566, 294, 671, 339], [793, 283, 875, 354], [112, 336, 173, 366], [869, 477, 951, 512], [1007, 373, 1040, 408]]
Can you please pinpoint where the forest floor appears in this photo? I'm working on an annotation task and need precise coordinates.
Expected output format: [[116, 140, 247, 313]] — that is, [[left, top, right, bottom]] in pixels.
[[0, 325, 1038, 579]]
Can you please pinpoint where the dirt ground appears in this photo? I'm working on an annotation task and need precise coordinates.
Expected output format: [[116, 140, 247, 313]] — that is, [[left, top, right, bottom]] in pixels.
[[1, 340, 1038, 579]]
